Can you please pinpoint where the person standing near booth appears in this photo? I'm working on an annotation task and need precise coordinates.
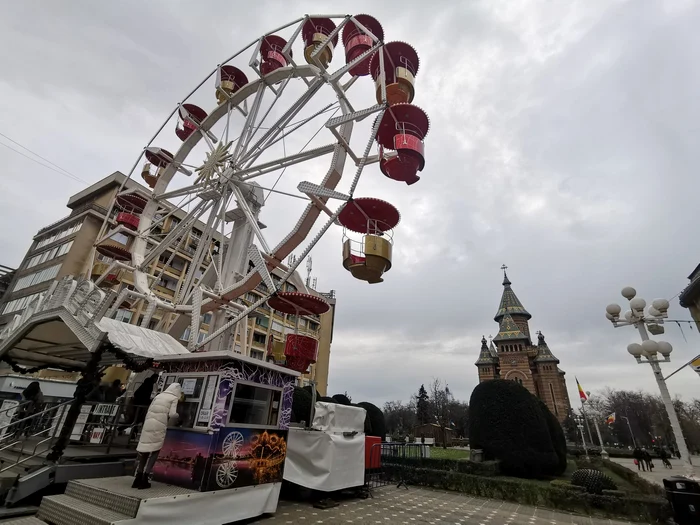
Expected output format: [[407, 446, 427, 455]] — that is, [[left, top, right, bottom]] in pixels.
[[132, 382, 182, 489]]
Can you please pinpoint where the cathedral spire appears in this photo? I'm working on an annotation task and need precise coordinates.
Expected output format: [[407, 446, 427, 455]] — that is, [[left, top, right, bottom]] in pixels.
[[534, 331, 560, 363], [494, 266, 531, 322], [475, 335, 497, 365], [493, 313, 528, 342]]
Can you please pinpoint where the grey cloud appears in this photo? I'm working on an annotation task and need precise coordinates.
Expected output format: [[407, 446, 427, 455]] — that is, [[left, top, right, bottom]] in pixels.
[[2, 0, 700, 408]]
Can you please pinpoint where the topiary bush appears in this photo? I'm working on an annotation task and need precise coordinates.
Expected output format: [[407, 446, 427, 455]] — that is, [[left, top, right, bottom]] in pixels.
[[570, 468, 617, 494], [357, 401, 386, 440], [291, 386, 312, 424], [331, 393, 352, 405], [537, 399, 568, 476], [468, 380, 559, 478]]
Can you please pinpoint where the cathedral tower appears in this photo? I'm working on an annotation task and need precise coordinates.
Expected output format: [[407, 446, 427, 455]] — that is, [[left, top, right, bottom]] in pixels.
[[475, 267, 571, 422]]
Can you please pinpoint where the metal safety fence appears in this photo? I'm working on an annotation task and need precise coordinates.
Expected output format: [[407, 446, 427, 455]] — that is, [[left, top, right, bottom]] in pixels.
[[365, 442, 431, 493]]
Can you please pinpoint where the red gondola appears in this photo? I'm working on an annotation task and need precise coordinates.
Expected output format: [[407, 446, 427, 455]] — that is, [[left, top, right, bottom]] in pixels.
[[342, 15, 383, 77]]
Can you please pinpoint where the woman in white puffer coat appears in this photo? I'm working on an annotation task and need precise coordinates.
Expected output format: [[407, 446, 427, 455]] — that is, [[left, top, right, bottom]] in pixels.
[[132, 382, 181, 489]]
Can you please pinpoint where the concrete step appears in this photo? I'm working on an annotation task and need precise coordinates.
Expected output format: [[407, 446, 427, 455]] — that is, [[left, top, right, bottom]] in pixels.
[[0, 517, 46, 524], [65, 479, 139, 518], [36, 494, 130, 525]]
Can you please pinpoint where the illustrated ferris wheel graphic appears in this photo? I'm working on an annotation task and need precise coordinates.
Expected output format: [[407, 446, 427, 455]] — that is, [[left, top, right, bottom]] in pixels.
[[93, 14, 431, 351]]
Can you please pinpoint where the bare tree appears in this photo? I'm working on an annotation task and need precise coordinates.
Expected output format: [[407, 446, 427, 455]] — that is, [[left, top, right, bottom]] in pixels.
[[429, 379, 453, 449]]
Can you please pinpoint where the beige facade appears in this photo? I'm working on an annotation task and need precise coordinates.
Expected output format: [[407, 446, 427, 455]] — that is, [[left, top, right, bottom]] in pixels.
[[0, 172, 336, 390]]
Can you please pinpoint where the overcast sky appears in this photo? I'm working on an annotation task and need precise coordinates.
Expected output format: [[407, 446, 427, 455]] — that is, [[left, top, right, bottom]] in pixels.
[[2, 0, 700, 410]]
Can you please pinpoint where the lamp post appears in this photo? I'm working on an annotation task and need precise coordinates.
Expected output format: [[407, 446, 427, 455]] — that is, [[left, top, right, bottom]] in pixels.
[[574, 415, 589, 460], [583, 391, 609, 459], [620, 414, 637, 449], [605, 287, 694, 475]]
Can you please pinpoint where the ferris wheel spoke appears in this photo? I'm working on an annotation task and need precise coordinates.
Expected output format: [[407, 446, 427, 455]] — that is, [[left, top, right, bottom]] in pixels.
[[237, 77, 325, 166], [241, 102, 338, 171], [238, 144, 335, 181], [155, 182, 208, 202], [177, 195, 225, 301], [139, 199, 212, 270], [232, 84, 266, 164]]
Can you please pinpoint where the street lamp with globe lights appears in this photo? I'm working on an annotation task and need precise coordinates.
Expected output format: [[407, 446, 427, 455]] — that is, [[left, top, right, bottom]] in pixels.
[[605, 287, 693, 474], [574, 415, 589, 460]]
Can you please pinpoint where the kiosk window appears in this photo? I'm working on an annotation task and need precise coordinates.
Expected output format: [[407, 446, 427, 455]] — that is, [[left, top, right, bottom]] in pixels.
[[228, 384, 281, 426]]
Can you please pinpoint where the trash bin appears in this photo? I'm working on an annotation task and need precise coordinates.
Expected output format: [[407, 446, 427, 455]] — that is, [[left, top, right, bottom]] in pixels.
[[663, 476, 700, 525], [470, 449, 484, 463]]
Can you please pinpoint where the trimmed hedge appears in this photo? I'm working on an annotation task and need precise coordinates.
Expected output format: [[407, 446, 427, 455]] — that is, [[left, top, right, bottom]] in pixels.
[[331, 393, 352, 405], [469, 380, 559, 478], [383, 455, 500, 476], [384, 465, 671, 523], [291, 387, 312, 424], [357, 402, 386, 440], [537, 400, 567, 475]]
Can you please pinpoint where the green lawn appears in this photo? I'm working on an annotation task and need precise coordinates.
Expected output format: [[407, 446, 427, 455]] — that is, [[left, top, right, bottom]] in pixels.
[[429, 447, 470, 460]]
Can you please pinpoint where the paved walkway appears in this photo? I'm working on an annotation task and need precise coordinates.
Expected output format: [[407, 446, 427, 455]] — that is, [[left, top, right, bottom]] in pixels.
[[609, 456, 700, 486], [260, 486, 635, 525]]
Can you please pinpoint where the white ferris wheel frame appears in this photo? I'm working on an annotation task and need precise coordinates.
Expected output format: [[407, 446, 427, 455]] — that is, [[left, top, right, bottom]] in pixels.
[[96, 15, 397, 351]]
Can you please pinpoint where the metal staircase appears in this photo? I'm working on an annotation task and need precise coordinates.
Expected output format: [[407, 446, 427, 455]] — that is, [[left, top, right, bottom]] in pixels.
[[0, 401, 141, 509], [0, 476, 196, 525]]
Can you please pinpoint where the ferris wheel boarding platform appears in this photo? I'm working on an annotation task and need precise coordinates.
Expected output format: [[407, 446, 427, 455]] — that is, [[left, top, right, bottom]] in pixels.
[[0, 475, 281, 525]]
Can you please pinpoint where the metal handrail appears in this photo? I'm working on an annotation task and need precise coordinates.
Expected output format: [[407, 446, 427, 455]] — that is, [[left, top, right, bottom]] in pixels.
[[0, 400, 31, 418], [0, 399, 73, 435]]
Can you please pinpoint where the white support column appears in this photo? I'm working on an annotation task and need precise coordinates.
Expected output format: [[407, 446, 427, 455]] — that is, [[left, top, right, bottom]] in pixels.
[[637, 322, 693, 473]]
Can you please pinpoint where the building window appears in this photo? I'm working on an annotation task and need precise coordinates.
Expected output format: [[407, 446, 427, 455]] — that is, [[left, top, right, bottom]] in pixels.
[[309, 321, 319, 331], [35, 221, 82, 249], [271, 321, 284, 333], [25, 240, 74, 269], [114, 309, 133, 323], [12, 264, 61, 292], [202, 313, 212, 325], [252, 332, 267, 345], [181, 327, 191, 342], [250, 349, 264, 361], [549, 383, 558, 416], [1, 292, 43, 315], [255, 316, 269, 328]]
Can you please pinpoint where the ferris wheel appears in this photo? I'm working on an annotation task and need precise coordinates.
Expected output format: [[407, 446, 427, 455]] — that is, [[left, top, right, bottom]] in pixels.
[[93, 14, 431, 358]]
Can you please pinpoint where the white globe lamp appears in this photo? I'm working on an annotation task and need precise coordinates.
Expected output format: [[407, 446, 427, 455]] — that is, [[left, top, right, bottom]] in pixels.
[[630, 297, 646, 314], [627, 343, 643, 357], [658, 341, 673, 356], [652, 299, 670, 314], [621, 287, 637, 300], [641, 339, 659, 357]]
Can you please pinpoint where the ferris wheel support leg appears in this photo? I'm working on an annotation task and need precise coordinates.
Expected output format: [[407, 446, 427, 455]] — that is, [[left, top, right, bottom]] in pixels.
[[140, 300, 158, 328], [231, 185, 270, 254], [189, 287, 202, 351]]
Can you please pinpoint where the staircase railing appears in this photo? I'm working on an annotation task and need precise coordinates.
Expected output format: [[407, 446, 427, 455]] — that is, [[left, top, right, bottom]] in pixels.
[[0, 400, 72, 473]]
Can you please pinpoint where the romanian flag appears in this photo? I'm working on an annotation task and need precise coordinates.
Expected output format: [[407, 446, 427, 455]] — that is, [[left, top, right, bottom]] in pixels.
[[606, 413, 616, 424], [576, 377, 587, 401]]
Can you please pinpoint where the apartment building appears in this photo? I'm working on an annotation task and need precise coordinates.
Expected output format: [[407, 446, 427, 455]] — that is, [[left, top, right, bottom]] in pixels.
[[0, 172, 336, 394]]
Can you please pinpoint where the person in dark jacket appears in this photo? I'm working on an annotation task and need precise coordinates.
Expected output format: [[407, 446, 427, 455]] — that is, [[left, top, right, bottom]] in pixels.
[[14, 381, 45, 437], [127, 375, 158, 426], [633, 448, 646, 471], [103, 379, 123, 403]]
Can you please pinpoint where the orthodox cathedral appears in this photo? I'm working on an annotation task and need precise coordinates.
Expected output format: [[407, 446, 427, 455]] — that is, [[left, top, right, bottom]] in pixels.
[[475, 268, 571, 422]]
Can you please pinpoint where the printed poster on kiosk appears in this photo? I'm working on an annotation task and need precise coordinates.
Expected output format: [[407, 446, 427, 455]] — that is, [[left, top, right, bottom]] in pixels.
[[153, 427, 289, 491]]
